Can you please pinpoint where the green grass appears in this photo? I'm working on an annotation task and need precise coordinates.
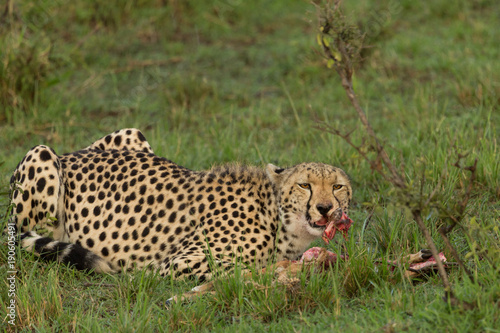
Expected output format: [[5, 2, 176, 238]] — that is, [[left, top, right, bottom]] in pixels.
[[1, 0, 499, 331]]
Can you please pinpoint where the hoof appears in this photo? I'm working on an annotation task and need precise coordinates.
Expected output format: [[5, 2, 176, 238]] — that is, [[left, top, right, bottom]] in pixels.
[[419, 249, 432, 260]]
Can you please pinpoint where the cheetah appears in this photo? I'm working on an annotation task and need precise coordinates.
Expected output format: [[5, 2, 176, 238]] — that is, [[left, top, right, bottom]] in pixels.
[[9, 129, 352, 282]]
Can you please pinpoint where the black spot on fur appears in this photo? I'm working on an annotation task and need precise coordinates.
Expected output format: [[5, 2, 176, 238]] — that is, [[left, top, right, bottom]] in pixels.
[[39, 150, 52, 161], [36, 178, 46, 192], [137, 131, 147, 142], [114, 135, 122, 146]]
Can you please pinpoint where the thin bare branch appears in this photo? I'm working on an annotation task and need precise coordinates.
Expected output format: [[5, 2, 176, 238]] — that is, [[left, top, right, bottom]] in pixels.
[[412, 212, 454, 296], [313, 0, 476, 304]]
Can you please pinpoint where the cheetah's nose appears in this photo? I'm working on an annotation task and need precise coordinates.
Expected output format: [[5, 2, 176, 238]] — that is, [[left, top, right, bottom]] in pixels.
[[316, 203, 333, 217]]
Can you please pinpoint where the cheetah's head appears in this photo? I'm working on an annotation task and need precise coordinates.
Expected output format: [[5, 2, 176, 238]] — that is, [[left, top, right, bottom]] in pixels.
[[267, 162, 352, 252]]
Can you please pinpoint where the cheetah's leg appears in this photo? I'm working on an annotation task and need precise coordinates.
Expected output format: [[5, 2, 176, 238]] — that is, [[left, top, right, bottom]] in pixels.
[[166, 281, 216, 306], [163, 250, 245, 283], [166, 260, 295, 305], [164, 252, 261, 305], [9, 145, 67, 241], [84, 128, 154, 153]]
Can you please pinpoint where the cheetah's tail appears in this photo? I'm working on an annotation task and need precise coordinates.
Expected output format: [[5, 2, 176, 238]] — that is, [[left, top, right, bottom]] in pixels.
[[20, 231, 117, 274]]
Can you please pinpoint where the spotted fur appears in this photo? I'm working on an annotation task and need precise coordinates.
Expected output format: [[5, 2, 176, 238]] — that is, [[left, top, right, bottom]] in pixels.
[[9, 129, 352, 282]]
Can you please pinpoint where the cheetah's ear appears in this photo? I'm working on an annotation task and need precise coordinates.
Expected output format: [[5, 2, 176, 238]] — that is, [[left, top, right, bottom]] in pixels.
[[266, 164, 286, 184]]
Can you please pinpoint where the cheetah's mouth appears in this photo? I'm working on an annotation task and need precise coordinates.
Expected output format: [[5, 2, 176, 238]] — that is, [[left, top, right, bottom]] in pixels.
[[311, 217, 329, 229], [308, 210, 354, 243]]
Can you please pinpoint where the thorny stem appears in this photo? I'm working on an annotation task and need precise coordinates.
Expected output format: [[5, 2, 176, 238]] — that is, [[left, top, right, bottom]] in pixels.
[[314, 0, 477, 303], [318, 31, 451, 286]]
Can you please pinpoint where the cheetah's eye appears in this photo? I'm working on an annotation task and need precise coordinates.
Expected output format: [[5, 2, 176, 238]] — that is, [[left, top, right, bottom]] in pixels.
[[333, 184, 343, 190], [298, 183, 311, 189]]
